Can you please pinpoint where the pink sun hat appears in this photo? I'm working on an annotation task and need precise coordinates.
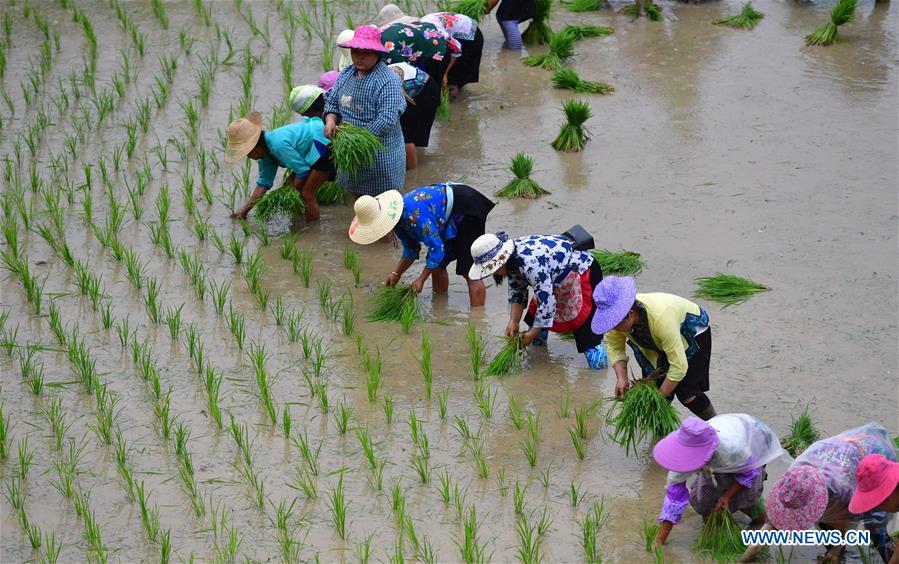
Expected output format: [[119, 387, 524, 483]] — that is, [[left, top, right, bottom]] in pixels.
[[339, 25, 389, 53], [767, 465, 829, 531], [591, 276, 637, 335], [848, 454, 899, 514], [652, 417, 720, 473], [318, 71, 340, 92]]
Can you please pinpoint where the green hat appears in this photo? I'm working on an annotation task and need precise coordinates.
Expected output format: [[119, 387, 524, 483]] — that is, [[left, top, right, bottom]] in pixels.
[[288, 85, 324, 114]]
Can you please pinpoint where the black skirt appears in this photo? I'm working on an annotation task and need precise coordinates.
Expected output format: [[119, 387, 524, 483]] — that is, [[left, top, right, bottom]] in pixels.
[[497, 0, 536, 22], [438, 184, 495, 276], [400, 76, 440, 147], [448, 28, 484, 88]]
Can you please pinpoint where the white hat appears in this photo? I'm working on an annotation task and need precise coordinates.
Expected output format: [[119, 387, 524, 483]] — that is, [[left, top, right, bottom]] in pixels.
[[288, 85, 323, 114], [336, 29, 354, 70], [348, 190, 405, 244], [468, 233, 515, 280], [377, 3, 417, 26]]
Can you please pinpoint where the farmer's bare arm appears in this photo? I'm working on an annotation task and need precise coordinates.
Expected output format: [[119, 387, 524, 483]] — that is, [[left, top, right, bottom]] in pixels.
[[658, 376, 679, 398], [412, 268, 433, 293], [613, 361, 629, 396], [714, 480, 746, 511], [506, 302, 525, 336], [654, 520, 674, 548], [232, 186, 267, 218], [386, 258, 415, 286]]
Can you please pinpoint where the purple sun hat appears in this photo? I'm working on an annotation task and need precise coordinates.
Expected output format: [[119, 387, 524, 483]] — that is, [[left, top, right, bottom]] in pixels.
[[591, 275, 637, 335], [767, 465, 829, 531], [652, 417, 720, 473]]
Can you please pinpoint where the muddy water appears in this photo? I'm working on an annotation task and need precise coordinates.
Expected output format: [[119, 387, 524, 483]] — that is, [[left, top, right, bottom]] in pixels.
[[1, 0, 896, 563]]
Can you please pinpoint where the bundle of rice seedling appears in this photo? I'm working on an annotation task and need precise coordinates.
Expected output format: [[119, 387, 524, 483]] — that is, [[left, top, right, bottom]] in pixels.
[[522, 0, 553, 45], [592, 249, 645, 276], [607, 378, 680, 457], [253, 185, 305, 221], [551, 68, 614, 95], [620, 2, 662, 21], [522, 31, 575, 70], [693, 273, 768, 307], [368, 285, 422, 333], [559, 24, 614, 40], [805, 0, 856, 46], [565, 0, 606, 13], [551, 99, 592, 152], [693, 509, 745, 562], [780, 405, 820, 457], [316, 181, 347, 205], [484, 335, 525, 377], [453, 0, 489, 21], [714, 2, 765, 30], [495, 153, 550, 199], [331, 123, 384, 178], [435, 87, 450, 121]]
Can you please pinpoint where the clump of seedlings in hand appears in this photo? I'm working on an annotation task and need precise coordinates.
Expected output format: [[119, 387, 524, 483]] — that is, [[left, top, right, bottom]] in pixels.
[[606, 379, 680, 456], [254, 185, 305, 221], [522, 0, 553, 45], [620, 2, 662, 20], [331, 123, 384, 178], [694, 508, 745, 561], [452, 0, 489, 21], [551, 67, 614, 95], [484, 334, 526, 376], [592, 249, 645, 275], [368, 285, 422, 333], [806, 0, 855, 46], [496, 153, 550, 199], [781, 405, 820, 457], [551, 99, 592, 152], [693, 273, 768, 306], [714, 2, 764, 29], [317, 181, 347, 205], [522, 30, 575, 70]]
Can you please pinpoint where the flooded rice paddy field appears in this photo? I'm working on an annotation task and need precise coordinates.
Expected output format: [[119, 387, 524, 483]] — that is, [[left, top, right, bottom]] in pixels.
[[0, 0, 896, 562]]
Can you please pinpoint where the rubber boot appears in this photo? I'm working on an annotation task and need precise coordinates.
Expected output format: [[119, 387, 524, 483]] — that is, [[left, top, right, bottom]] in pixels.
[[695, 403, 717, 421]]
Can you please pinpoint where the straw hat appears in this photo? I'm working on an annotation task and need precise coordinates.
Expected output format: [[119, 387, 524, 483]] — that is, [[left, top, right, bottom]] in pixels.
[[339, 25, 389, 53], [224, 111, 263, 164], [348, 190, 404, 244], [468, 233, 515, 280], [590, 276, 638, 335], [288, 85, 323, 115], [378, 3, 417, 26]]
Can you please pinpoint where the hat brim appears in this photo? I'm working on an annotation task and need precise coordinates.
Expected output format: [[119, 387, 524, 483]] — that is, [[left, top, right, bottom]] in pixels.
[[848, 465, 899, 514], [468, 240, 515, 280], [652, 432, 717, 473], [590, 276, 637, 335], [348, 191, 404, 245], [338, 41, 389, 53], [768, 472, 828, 531]]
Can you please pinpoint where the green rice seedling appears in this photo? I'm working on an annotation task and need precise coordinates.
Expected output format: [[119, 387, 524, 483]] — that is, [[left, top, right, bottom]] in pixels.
[[508, 393, 524, 429], [317, 279, 332, 310], [290, 463, 318, 499], [42, 397, 70, 451], [210, 280, 230, 315], [693, 508, 745, 561], [248, 342, 277, 424], [332, 400, 353, 434], [415, 330, 434, 401], [227, 304, 246, 349], [642, 518, 661, 552], [227, 233, 245, 264], [437, 387, 449, 419], [435, 87, 450, 121], [135, 481, 160, 541], [407, 409, 422, 446], [285, 310, 303, 342], [294, 249, 314, 288], [341, 298, 357, 335], [437, 469, 454, 503], [19, 349, 44, 396], [291, 428, 322, 476], [98, 300, 114, 329], [496, 153, 549, 199], [327, 472, 350, 539], [806, 0, 855, 46], [254, 185, 305, 221], [143, 277, 162, 323], [484, 334, 526, 376], [41, 531, 62, 564], [154, 389, 175, 440], [466, 323, 486, 379], [20, 507, 42, 548], [714, 2, 764, 29], [693, 273, 769, 306], [566, 0, 605, 12], [122, 248, 147, 290], [89, 384, 118, 445], [527, 409, 542, 442], [270, 295, 287, 326], [356, 425, 378, 471], [355, 533, 374, 564], [560, 24, 614, 39], [574, 400, 602, 439], [558, 388, 572, 418], [606, 379, 680, 456], [453, 415, 474, 443], [457, 505, 490, 563], [452, 483, 469, 523], [210, 229, 225, 253], [522, 0, 553, 45], [537, 462, 554, 489], [332, 123, 385, 178], [452, 0, 489, 21], [520, 438, 538, 467], [165, 304, 184, 340], [781, 405, 821, 457], [472, 444, 489, 478], [551, 67, 614, 95], [474, 381, 497, 418], [496, 466, 509, 496], [368, 285, 422, 333], [592, 249, 645, 275], [578, 502, 605, 564], [513, 481, 527, 515], [191, 212, 210, 241], [4, 476, 23, 510], [619, 2, 662, 20], [516, 515, 542, 564], [383, 393, 395, 424], [317, 180, 347, 205], [523, 31, 575, 70], [410, 453, 432, 483], [551, 99, 592, 152], [390, 480, 407, 525], [279, 237, 297, 260], [569, 481, 587, 507], [16, 436, 33, 478], [363, 348, 382, 402]]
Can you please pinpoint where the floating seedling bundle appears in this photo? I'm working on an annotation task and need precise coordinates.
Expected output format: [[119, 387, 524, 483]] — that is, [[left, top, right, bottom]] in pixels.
[[559, 24, 614, 41], [331, 123, 384, 178], [452, 0, 489, 21], [522, 31, 575, 70], [620, 2, 662, 21], [551, 68, 614, 95], [522, 0, 553, 45], [551, 99, 592, 152], [484, 335, 525, 377], [607, 379, 680, 457], [565, 0, 606, 13], [780, 405, 820, 457], [806, 0, 856, 46], [693, 273, 768, 307], [253, 185, 304, 221], [592, 249, 645, 275], [714, 2, 765, 30], [495, 153, 550, 199], [693, 509, 746, 562], [316, 181, 347, 205], [435, 88, 450, 122], [368, 285, 422, 333]]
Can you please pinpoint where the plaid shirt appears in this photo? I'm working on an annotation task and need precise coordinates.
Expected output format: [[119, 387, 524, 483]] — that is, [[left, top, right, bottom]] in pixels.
[[325, 61, 407, 196]]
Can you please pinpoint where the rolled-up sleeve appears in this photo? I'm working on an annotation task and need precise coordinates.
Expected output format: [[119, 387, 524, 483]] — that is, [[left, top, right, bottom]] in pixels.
[[256, 157, 278, 190]]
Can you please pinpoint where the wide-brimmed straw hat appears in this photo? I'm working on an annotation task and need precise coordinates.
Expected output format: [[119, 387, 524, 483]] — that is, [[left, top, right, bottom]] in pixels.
[[591, 275, 638, 335], [339, 25, 389, 53], [652, 417, 720, 473], [767, 465, 829, 531], [848, 454, 899, 514], [288, 85, 323, 115], [378, 3, 417, 26], [348, 190, 404, 244], [468, 233, 515, 280], [224, 111, 263, 164]]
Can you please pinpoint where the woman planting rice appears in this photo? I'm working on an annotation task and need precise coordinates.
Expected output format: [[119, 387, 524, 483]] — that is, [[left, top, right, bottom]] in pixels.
[[487, 0, 535, 51], [849, 454, 899, 564], [324, 25, 407, 199], [469, 232, 607, 368], [349, 183, 494, 308], [387, 61, 439, 171], [650, 414, 785, 550], [751, 424, 897, 564], [418, 10, 484, 97], [592, 276, 718, 420], [225, 87, 333, 221]]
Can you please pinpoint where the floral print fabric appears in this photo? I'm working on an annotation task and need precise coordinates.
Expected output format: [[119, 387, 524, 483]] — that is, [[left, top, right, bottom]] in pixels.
[[381, 22, 449, 65], [393, 184, 457, 270]]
